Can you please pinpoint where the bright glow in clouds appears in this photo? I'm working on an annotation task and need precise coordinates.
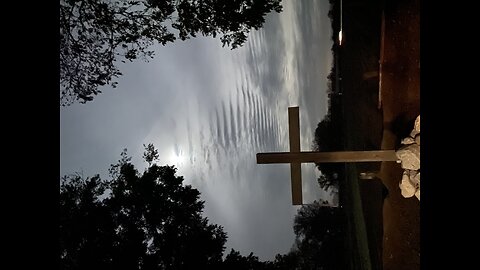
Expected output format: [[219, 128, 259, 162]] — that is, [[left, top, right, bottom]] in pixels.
[[60, 0, 333, 261], [168, 148, 185, 167]]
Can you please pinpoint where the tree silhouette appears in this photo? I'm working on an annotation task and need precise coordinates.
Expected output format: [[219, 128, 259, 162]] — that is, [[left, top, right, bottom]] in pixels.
[[313, 118, 343, 190], [271, 252, 300, 270], [59, 173, 115, 269], [60, 145, 227, 269], [293, 200, 346, 270], [267, 200, 346, 270], [223, 249, 275, 270], [60, 145, 348, 269], [60, 0, 283, 106]]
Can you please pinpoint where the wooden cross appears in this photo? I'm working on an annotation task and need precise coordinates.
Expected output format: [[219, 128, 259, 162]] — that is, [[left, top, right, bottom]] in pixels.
[[256, 107, 398, 205]]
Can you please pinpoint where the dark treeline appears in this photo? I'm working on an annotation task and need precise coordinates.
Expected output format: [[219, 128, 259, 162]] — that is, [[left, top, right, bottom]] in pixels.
[[312, 1, 385, 267], [313, 0, 383, 191], [277, 200, 347, 270], [312, 0, 344, 192], [60, 0, 283, 106], [60, 144, 346, 269]]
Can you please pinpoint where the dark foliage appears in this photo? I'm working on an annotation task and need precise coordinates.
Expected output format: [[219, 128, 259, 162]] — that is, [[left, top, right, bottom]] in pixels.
[[311, 0, 344, 191], [312, 118, 344, 190], [293, 201, 345, 270], [270, 200, 346, 270], [223, 249, 276, 270], [60, 0, 283, 106], [60, 145, 227, 269], [59, 143, 288, 269]]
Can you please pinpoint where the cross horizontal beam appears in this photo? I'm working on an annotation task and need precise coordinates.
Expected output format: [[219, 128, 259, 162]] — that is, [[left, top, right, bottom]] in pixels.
[[256, 150, 398, 164]]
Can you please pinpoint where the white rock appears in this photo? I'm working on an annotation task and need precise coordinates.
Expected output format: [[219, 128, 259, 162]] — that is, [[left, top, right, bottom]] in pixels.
[[396, 144, 420, 170], [414, 115, 420, 133], [410, 115, 420, 137], [415, 188, 420, 201], [399, 171, 416, 198], [401, 136, 415, 145], [415, 134, 420, 146], [408, 170, 420, 187]]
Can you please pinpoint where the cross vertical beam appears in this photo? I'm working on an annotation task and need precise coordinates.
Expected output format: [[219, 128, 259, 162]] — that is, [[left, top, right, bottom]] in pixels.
[[288, 107, 302, 205]]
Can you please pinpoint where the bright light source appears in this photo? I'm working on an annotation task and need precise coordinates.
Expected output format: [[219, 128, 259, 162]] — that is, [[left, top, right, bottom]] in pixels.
[[169, 151, 185, 166], [338, 30, 343, 45]]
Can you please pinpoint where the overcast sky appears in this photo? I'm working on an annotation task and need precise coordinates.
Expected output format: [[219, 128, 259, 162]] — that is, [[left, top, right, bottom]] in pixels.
[[60, 0, 333, 261]]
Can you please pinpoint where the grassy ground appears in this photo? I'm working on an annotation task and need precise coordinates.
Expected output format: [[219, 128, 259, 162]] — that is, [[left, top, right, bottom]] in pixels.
[[322, 0, 419, 268], [342, 163, 372, 270], [337, 1, 385, 270], [338, 0, 420, 269]]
